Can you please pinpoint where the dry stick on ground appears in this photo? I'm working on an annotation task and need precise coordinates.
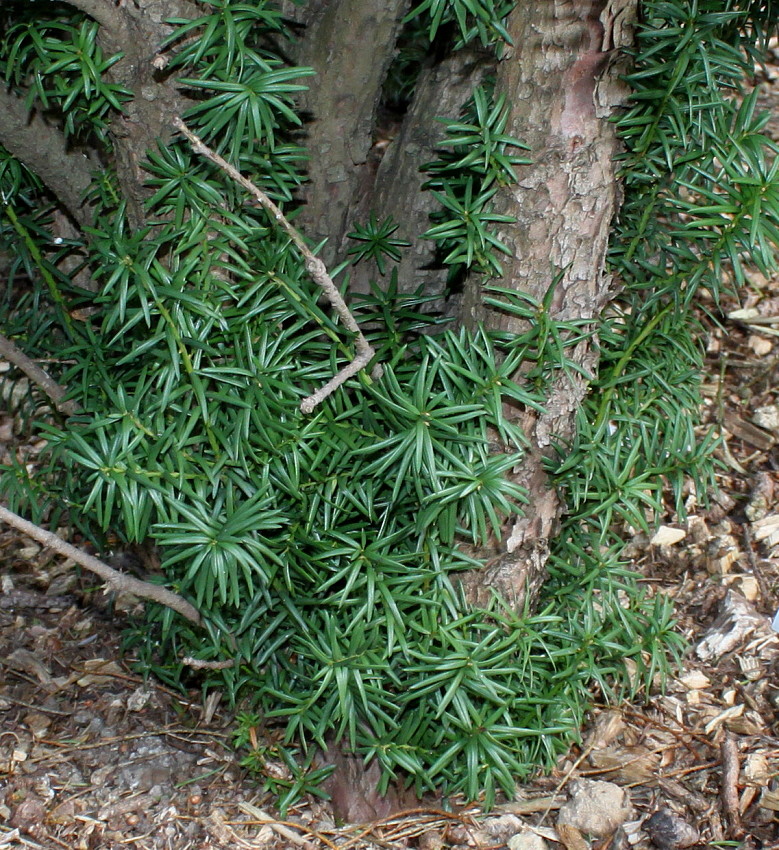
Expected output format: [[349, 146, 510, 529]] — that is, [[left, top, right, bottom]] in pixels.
[[720, 731, 743, 838], [238, 802, 328, 850], [0, 505, 201, 624], [172, 117, 382, 414], [0, 333, 78, 416]]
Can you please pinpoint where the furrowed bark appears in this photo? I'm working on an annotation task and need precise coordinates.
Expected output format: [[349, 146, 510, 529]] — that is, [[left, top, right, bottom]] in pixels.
[[458, 0, 636, 612], [294, 0, 411, 267], [0, 0, 199, 232]]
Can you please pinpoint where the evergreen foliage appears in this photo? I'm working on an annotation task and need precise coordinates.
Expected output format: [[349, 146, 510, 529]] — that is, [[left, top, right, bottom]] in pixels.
[[0, 0, 777, 810]]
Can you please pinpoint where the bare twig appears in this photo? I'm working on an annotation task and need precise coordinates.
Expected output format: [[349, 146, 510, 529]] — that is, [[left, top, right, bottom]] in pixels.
[[0, 505, 201, 625], [0, 333, 78, 416], [172, 117, 382, 414], [720, 731, 743, 838]]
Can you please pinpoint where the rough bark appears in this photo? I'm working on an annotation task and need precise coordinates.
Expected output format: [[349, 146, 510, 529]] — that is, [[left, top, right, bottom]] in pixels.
[[94, 0, 200, 230], [459, 0, 637, 612], [294, 0, 411, 266], [355, 49, 493, 299], [0, 87, 96, 228], [277, 0, 332, 34]]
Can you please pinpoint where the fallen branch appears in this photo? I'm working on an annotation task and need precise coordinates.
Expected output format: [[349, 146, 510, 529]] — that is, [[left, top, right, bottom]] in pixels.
[[172, 117, 382, 414], [238, 801, 326, 850], [0, 505, 201, 625], [0, 333, 78, 416]]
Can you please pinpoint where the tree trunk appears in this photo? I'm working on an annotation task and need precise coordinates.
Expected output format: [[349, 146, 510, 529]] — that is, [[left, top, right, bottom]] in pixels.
[[358, 48, 493, 299], [99, 0, 200, 230], [294, 0, 411, 267], [458, 0, 636, 612]]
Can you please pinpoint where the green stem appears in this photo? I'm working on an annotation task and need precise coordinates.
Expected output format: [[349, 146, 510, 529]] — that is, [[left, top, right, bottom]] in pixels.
[[593, 302, 673, 434], [3, 202, 76, 337]]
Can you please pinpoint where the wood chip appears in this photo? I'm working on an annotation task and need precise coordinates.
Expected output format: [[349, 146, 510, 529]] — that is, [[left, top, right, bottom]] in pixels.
[[696, 591, 772, 662], [556, 823, 588, 850], [752, 514, 779, 545], [759, 788, 779, 812], [722, 410, 775, 450]]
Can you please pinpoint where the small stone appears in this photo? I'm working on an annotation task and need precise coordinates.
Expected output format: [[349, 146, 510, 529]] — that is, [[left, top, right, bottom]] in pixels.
[[127, 687, 152, 712], [22, 712, 51, 739], [48, 800, 77, 825], [418, 829, 445, 850], [753, 404, 779, 431], [557, 779, 634, 838], [508, 828, 548, 850], [10, 798, 46, 834], [644, 807, 699, 849], [651, 526, 686, 546], [557, 823, 589, 850], [748, 334, 772, 356]]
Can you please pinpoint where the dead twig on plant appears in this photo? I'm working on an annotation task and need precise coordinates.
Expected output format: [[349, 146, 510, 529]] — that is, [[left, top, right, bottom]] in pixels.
[[172, 117, 382, 414], [181, 656, 235, 670], [0, 505, 201, 624], [0, 333, 78, 416]]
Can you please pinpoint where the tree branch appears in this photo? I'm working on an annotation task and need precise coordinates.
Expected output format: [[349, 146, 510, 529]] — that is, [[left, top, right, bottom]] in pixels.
[[0, 505, 202, 625], [0, 88, 94, 228], [0, 333, 78, 416], [173, 117, 383, 414], [58, 0, 129, 33]]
